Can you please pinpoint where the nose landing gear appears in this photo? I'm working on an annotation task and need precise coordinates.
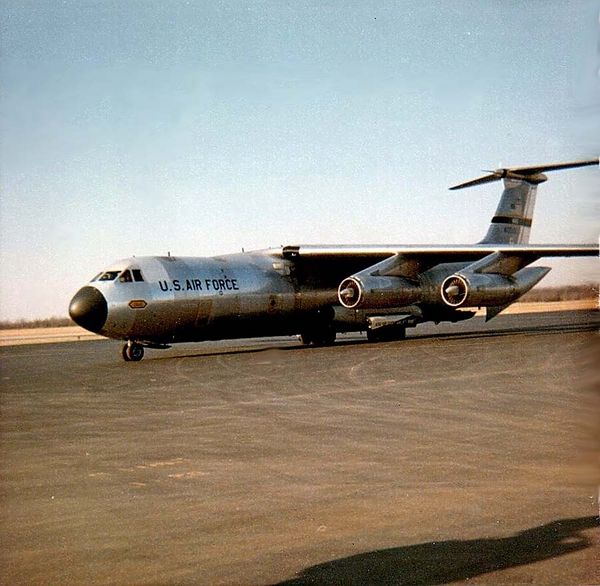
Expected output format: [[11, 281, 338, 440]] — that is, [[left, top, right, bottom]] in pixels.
[[120, 341, 145, 362]]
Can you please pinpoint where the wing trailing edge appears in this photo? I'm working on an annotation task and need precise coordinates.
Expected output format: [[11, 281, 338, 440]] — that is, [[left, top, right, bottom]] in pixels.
[[281, 244, 598, 260]]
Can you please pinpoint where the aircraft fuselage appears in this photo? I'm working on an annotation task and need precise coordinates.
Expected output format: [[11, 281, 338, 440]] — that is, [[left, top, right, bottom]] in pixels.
[[70, 251, 341, 346]]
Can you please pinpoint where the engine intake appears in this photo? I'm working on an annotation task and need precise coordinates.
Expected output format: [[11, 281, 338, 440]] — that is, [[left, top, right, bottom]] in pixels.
[[440, 276, 468, 306]]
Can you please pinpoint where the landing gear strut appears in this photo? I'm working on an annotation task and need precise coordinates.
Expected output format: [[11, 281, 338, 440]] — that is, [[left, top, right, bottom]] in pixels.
[[120, 341, 145, 362]]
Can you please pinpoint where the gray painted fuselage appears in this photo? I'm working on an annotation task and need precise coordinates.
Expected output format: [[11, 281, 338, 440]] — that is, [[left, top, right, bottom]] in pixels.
[[89, 251, 341, 344]]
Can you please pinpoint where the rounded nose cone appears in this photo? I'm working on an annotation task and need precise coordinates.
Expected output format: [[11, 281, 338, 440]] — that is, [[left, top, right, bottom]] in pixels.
[[69, 286, 107, 333]]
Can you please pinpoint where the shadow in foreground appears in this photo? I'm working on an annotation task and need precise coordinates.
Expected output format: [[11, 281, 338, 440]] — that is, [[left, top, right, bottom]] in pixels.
[[270, 517, 598, 586]]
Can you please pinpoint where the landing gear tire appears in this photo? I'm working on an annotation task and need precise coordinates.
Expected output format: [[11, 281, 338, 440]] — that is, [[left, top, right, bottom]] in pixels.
[[299, 307, 336, 347], [300, 325, 336, 347], [367, 326, 406, 343], [120, 343, 131, 362], [315, 327, 336, 346], [299, 332, 313, 345], [121, 342, 145, 362]]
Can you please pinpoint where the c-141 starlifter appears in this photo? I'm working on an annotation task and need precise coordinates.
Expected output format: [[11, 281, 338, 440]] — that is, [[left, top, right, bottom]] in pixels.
[[69, 159, 598, 361]]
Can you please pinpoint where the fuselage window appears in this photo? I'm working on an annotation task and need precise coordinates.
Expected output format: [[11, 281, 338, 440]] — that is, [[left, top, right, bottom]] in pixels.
[[98, 271, 120, 281], [132, 269, 144, 282], [119, 270, 133, 283], [90, 272, 103, 282]]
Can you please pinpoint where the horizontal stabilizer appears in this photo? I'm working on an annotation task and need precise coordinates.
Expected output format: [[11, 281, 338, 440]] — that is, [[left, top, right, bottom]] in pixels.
[[450, 159, 598, 190]]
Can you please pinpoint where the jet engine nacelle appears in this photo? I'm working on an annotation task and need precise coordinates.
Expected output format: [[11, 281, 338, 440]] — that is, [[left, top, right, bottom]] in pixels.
[[338, 275, 421, 309], [440, 266, 551, 308]]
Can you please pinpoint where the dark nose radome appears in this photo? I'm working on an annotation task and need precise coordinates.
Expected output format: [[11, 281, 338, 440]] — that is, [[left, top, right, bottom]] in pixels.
[[69, 286, 107, 333]]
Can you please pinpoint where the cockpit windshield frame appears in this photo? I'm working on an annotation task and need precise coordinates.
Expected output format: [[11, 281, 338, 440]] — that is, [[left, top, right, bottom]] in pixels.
[[119, 270, 133, 283], [93, 268, 145, 283], [97, 271, 120, 282]]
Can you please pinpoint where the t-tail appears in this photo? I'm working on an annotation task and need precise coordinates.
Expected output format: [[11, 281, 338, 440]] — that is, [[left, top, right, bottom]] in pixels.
[[450, 159, 599, 245]]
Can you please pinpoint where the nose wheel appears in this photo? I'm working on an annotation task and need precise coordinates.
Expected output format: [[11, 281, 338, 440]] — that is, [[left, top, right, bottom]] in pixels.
[[120, 342, 145, 362]]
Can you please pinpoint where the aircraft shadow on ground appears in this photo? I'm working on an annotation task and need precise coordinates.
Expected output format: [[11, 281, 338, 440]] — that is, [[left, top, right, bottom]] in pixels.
[[269, 516, 598, 586], [412, 321, 597, 342]]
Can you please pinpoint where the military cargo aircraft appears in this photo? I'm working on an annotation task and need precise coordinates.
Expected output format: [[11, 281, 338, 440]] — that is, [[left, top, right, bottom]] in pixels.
[[69, 160, 598, 361]]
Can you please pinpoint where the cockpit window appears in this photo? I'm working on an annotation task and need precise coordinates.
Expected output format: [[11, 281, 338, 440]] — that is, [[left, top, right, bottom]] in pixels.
[[98, 271, 120, 281], [94, 268, 144, 283], [119, 270, 133, 282]]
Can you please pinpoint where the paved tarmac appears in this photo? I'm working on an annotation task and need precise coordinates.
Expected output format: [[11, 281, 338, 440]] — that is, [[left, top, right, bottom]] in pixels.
[[1, 310, 598, 585]]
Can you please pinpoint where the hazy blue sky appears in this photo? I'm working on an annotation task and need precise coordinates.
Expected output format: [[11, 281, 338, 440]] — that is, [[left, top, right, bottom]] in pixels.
[[1, 1, 598, 320]]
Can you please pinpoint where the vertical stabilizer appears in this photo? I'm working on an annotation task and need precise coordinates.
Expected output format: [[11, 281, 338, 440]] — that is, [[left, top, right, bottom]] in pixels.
[[449, 159, 599, 245], [479, 179, 538, 244]]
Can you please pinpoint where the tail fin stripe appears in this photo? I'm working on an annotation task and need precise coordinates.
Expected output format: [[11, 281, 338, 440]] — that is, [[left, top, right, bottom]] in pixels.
[[491, 216, 532, 228]]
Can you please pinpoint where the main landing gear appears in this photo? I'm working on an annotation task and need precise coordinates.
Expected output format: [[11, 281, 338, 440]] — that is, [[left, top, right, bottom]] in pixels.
[[299, 324, 337, 347], [120, 341, 145, 362], [366, 325, 406, 343], [298, 307, 336, 346], [299, 307, 337, 347]]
